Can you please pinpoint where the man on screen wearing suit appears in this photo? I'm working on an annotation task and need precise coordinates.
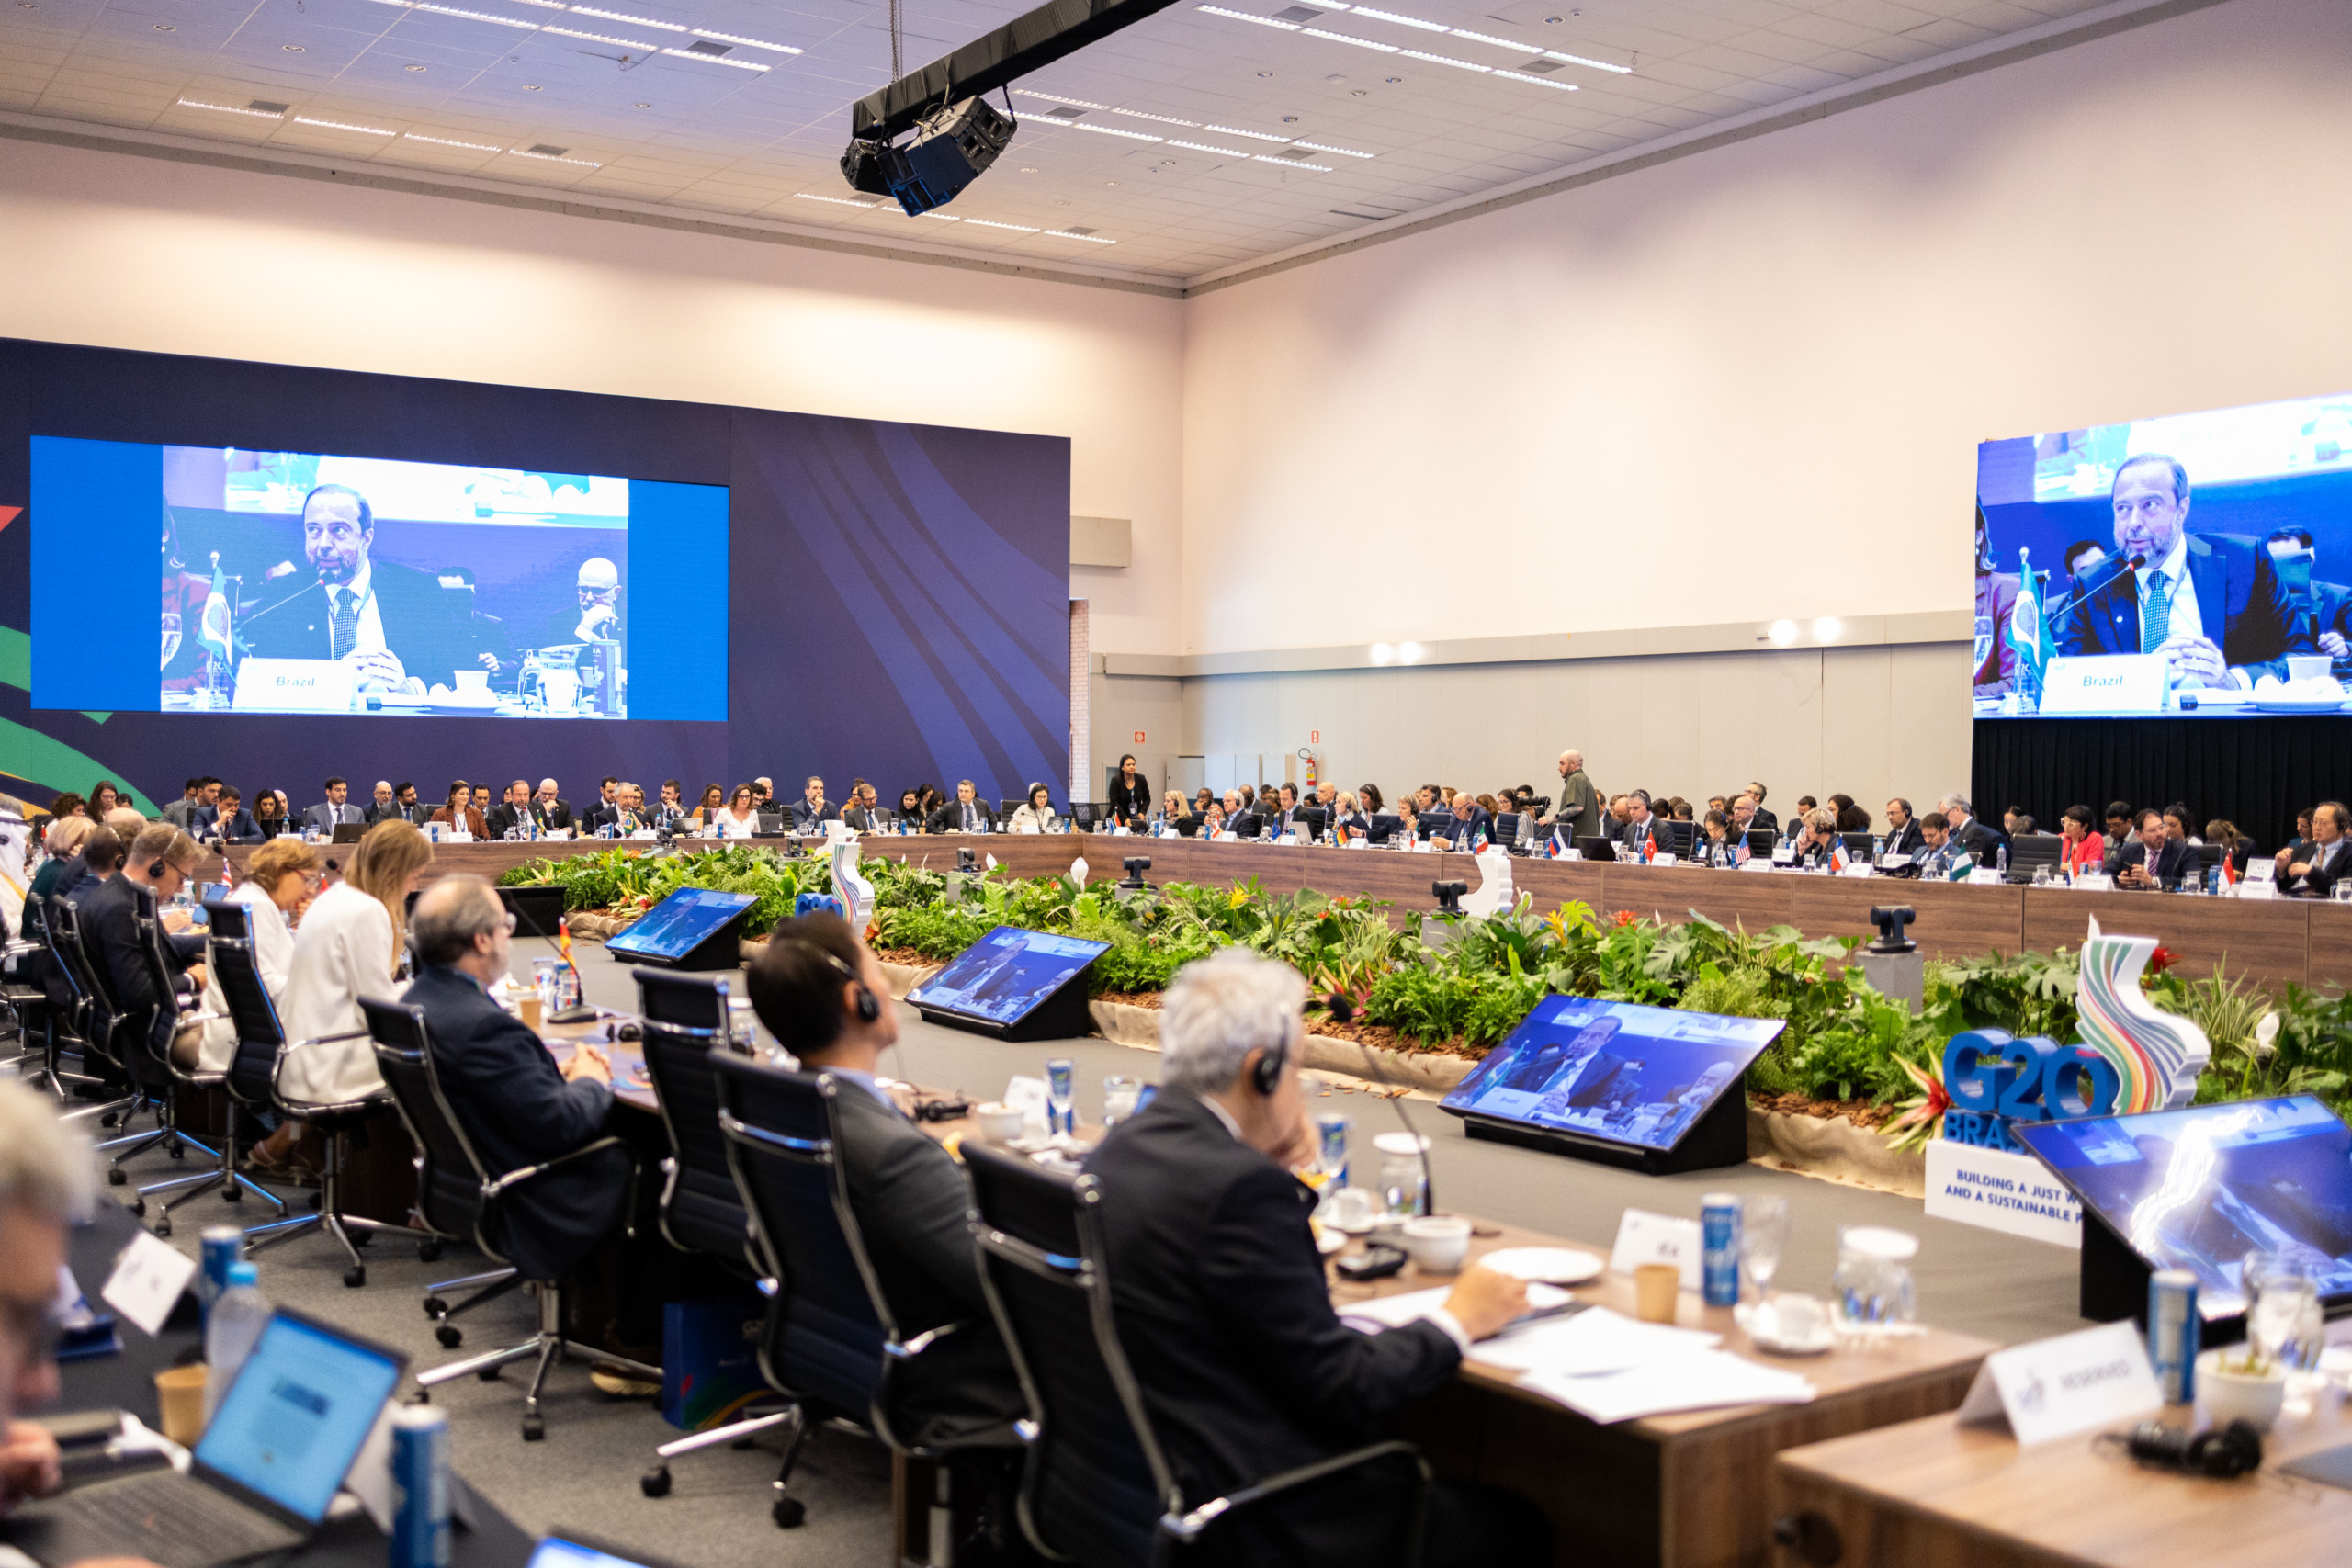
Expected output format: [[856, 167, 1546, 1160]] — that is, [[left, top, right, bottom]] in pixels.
[[1532, 1016, 1633, 1115], [240, 483, 469, 694], [2054, 454, 2306, 689], [302, 777, 365, 832]]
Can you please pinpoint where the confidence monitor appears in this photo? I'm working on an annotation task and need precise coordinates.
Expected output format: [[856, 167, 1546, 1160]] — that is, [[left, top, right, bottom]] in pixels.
[[1440, 996, 1782, 1175], [605, 887, 757, 971], [2015, 1094, 2352, 1340], [907, 925, 1106, 1042]]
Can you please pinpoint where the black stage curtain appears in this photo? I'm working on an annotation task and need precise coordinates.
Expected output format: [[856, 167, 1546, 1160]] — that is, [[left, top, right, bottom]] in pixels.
[[1973, 717, 2352, 852]]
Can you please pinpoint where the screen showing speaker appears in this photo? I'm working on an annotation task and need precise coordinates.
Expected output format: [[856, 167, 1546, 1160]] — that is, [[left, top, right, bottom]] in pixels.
[[29, 435, 726, 721], [604, 888, 759, 964], [1975, 389, 2352, 718], [1438, 996, 1781, 1153], [2015, 1094, 2352, 1319], [910, 926, 1107, 1025]]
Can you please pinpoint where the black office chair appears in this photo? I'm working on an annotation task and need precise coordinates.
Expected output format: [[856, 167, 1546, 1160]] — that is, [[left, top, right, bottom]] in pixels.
[[211, 938, 428, 1283], [962, 1143, 1430, 1568], [1663, 820, 1698, 857], [50, 897, 171, 1172], [365, 998, 656, 1441], [631, 969, 797, 1497], [119, 886, 238, 1235], [31, 897, 131, 1120], [711, 1055, 1011, 1532]]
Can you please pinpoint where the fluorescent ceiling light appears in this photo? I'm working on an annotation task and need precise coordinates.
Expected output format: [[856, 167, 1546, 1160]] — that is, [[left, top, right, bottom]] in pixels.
[[406, 131, 501, 149], [1541, 48, 1631, 73], [661, 46, 765, 67], [1396, 640, 1425, 663], [795, 192, 878, 207], [1061, 121, 1161, 141], [1197, 3, 1626, 85], [1492, 69, 1575, 89], [510, 147, 599, 164], [1015, 89, 1109, 109], [413, 3, 537, 25], [962, 218, 1043, 231], [1167, 139, 1252, 157], [1254, 154, 1329, 170], [294, 116, 398, 133], [1043, 231, 1116, 243], [1301, 27, 1397, 51], [1399, 49, 1488, 72], [1347, 6, 1445, 31], [176, 98, 285, 118], [544, 24, 654, 47], [1109, 107, 1196, 126], [695, 29, 800, 52], [1196, 5, 1296, 27], [1371, 642, 1395, 665], [1286, 140, 1372, 158], [569, 5, 685, 30], [1205, 123, 1290, 142]]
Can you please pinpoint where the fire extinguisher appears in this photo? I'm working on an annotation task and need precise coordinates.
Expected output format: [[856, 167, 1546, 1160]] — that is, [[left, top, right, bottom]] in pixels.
[[1297, 747, 1318, 792]]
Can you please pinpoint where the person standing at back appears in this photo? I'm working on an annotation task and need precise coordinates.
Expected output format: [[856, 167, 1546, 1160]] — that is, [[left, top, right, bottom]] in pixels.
[[1080, 949, 1549, 1566], [1545, 750, 1598, 842]]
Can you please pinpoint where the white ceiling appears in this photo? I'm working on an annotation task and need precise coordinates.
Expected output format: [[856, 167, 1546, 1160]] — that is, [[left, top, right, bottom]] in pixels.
[[0, 0, 2132, 285]]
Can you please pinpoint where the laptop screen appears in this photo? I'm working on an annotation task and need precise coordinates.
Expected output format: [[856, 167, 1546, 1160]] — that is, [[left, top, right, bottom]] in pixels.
[[196, 1313, 402, 1523], [529, 1539, 673, 1568]]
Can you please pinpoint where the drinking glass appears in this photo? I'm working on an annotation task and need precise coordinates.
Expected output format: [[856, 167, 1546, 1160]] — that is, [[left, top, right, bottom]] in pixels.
[[1045, 1057, 1076, 1136], [1740, 1195, 1789, 1303], [2243, 1252, 2324, 1371], [1102, 1075, 1141, 1126]]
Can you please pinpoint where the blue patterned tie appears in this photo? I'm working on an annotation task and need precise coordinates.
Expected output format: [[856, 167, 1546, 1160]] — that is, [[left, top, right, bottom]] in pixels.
[[2140, 569, 2170, 652], [329, 588, 357, 660]]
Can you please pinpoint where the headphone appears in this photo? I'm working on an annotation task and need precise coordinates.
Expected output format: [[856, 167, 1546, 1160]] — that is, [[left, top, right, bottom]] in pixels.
[[1251, 1035, 1290, 1097], [148, 860, 169, 880], [785, 941, 880, 1023], [2121, 1418, 2262, 1478]]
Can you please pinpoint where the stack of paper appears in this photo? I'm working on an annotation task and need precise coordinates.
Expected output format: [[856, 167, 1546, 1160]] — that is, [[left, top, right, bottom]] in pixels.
[[1520, 1350, 1816, 1424]]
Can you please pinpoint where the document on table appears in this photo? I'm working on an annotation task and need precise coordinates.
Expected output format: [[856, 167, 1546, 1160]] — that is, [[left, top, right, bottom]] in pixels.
[[1520, 1350, 1816, 1425], [1340, 1283, 1572, 1333]]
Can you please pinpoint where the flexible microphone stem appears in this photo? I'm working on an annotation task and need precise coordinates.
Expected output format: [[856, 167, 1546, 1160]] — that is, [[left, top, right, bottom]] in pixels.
[[1326, 991, 1434, 1217]]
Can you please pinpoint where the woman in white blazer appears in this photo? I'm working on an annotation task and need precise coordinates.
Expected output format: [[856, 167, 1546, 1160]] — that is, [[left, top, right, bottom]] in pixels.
[[280, 821, 434, 1106], [1009, 782, 1060, 835], [199, 838, 321, 1070]]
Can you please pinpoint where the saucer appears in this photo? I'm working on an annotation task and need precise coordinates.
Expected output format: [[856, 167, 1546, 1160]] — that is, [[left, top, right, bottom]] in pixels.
[[1735, 1298, 1835, 1356], [1478, 1247, 1605, 1285]]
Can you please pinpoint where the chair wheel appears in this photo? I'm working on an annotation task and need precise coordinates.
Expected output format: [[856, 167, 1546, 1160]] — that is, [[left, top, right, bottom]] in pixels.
[[772, 1496, 806, 1529], [130, 1198, 145, 1216], [221, 1183, 242, 1201], [436, 1325, 463, 1349], [424, 1296, 448, 1319], [153, 1216, 171, 1238], [168, 1143, 184, 1160], [640, 1465, 672, 1498], [409, 1390, 431, 1405], [521, 1415, 544, 1442], [477, 1366, 503, 1382], [350, 1230, 373, 1247], [343, 1265, 367, 1288], [100, 1112, 119, 1129], [418, 1237, 443, 1262], [107, 1168, 126, 1186]]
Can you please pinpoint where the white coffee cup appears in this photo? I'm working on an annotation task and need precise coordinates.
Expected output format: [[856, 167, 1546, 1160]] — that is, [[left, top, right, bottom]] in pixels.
[[1768, 1292, 1826, 1342], [1325, 1186, 1380, 1233], [975, 1102, 1025, 1144], [455, 668, 491, 691], [1400, 1214, 1471, 1275], [2288, 654, 2335, 685]]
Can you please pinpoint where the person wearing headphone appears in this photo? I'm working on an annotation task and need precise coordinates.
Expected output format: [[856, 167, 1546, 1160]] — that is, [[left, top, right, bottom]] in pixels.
[[1078, 949, 1549, 1566], [744, 914, 1026, 1453]]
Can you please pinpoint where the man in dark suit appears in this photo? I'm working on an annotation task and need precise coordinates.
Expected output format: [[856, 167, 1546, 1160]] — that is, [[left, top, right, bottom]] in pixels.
[[1080, 949, 1546, 1567], [1938, 795, 2004, 862], [2116, 810, 2195, 891], [2054, 455, 2305, 689], [744, 914, 1024, 1450], [842, 780, 884, 834], [2276, 801, 2351, 897], [1216, 789, 1264, 841], [1533, 1017, 1631, 1112], [205, 785, 265, 846], [788, 775, 838, 833], [82, 824, 207, 1059], [1881, 797, 1926, 860], [1267, 783, 1306, 839], [159, 778, 205, 831], [361, 781, 405, 826], [530, 779, 573, 835], [1619, 795, 1668, 857], [301, 777, 364, 833], [238, 482, 470, 694], [576, 776, 621, 837], [927, 780, 992, 835], [1743, 783, 1780, 835], [404, 877, 626, 1284], [482, 779, 533, 840]]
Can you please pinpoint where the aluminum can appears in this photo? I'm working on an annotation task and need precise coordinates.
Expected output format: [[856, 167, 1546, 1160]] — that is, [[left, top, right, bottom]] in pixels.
[[2148, 1269, 2199, 1404], [1701, 1193, 1741, 1306], [1315, 1112, 1351, 1186], [198, 1226, 243, 1318], [390, 1404, 451, 1568]]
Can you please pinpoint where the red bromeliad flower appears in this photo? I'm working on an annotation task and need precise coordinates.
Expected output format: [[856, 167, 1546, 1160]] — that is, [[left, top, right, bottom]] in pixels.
[[1611, 909, 1639, 928], [2146, 945, 2179, 977]]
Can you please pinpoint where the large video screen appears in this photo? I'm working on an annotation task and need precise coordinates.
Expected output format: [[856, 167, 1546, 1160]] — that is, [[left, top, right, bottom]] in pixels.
[[1439, 996, 1781, 1152], [2016, 1095, 2352, 1319], [30, 435, 726, 721], [1975, 391, 2352, 718], [911, 926, 1106, 1024]]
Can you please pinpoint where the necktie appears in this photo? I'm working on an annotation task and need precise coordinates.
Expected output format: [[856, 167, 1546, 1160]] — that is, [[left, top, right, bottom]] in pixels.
[[329, 588, 358, 659], [2141, 570, 2171, 652]]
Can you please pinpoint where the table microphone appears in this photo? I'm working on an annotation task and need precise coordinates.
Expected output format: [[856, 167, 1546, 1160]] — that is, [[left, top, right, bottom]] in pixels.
[[1326, 990, 1435, 1218]]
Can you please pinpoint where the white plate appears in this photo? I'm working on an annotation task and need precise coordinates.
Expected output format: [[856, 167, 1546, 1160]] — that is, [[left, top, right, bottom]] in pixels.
[[2253, 696, 2351, 715], [1477, 1246, 1605, 1285], [1315, 1226, 1348, 1257]]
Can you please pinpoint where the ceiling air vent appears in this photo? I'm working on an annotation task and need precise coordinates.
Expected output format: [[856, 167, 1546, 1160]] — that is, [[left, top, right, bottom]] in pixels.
[[247, 100, 290, 115], [685, 39, 730, 54], [528, 143, 570, 156], [1046, 105, 1086, 118], [1062, 226, 1097, 235], [1519, 58, 1566, 73], [1273, 6, 1325, 19]]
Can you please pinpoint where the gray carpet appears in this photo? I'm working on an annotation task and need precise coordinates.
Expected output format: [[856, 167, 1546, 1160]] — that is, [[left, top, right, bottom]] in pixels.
[[92, 940, 2090, 1567]]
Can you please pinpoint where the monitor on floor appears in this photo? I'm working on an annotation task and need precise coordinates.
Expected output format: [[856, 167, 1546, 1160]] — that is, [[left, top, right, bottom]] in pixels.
[[1438, 996, 1781, 1152], [604, 888, 758, 963], [2015, 1094, 2352, 1318], [910, 926, 1107, 1025]]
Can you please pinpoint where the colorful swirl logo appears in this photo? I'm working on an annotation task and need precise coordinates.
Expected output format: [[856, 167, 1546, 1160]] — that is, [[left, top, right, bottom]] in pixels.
[[2075, 933, 2210, 1112]]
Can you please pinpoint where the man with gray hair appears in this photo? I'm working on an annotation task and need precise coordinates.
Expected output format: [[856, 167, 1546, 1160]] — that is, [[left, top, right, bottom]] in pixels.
[[0, 1081, 107, 1530], [1080, 949, 1547, 1565], [1937, 794, 2004, 862]]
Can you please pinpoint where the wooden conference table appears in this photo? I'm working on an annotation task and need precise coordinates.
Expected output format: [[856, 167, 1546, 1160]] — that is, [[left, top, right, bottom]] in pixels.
[[530, 1012, 1992, 1568], [1770, 1391, 2352, 1567], [208, 831, 2352, 992]]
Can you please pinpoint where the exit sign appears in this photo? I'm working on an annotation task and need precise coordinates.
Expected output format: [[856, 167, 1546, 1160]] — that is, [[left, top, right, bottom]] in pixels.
[[1133, 730, 1146, 743], [1310, 730, 1320, 743]]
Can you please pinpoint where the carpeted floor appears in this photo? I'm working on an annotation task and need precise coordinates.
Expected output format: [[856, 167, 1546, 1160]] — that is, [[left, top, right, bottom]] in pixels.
[[80, 935, 2091, 1568]]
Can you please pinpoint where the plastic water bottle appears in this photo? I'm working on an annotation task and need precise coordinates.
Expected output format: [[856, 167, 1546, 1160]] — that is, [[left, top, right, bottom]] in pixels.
[[1996, 844, 2008, 877], [204, 1261, 270, 1419], [1871, 836, 1883, 864]]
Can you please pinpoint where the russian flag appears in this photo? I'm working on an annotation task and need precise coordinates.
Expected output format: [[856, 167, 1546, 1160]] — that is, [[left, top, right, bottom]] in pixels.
[[1547, 826, 1567, 859]]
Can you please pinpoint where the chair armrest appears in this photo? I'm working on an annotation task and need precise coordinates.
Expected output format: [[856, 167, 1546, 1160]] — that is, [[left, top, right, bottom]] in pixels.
[[269, 1029, 376, 1107], [1159, 1439, 1429, 1547], [481, 1134, 632, 1200]]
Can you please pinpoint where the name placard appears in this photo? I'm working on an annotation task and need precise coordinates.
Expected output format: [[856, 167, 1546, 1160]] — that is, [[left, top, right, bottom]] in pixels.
[[2040, 653, 2168, 716], [232, 656, 356, 713], [1925, 1141, 2081, 1248], [1610, 1209, 1702, 1292], [1955, 1320, 2162, 1445]]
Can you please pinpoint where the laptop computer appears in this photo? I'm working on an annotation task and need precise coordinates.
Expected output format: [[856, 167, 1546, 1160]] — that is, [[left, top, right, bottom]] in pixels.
[[330, 823, 368, 844], [10, 1308, 406, 1568]]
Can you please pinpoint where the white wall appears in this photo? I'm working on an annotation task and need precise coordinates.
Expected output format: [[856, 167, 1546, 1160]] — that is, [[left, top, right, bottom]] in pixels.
[[0, 134, 1187, 654], [1169, 0, 2352, 805]]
